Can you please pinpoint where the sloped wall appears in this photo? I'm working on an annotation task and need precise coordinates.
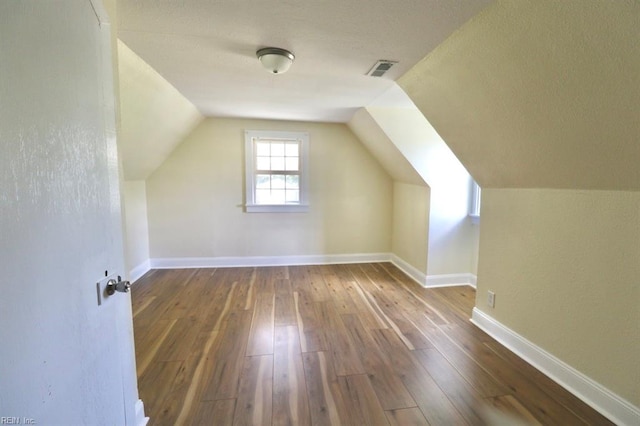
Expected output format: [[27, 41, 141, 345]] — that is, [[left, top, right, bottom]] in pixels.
[[399, 0, 640, 411], [117, 40, 204, 281], [348, 109, 424, 186], [400, 0, 639, 190], [348, 108, 429, 278], [118, 40, 203, 180], [364, 107, 479, 278]]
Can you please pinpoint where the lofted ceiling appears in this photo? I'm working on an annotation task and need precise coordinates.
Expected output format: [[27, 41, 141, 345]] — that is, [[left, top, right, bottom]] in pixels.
[[117, 0, 491, 123]]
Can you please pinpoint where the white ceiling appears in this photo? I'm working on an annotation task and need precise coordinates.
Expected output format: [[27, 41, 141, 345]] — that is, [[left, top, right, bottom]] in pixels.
[[117, 0, 491, 123]]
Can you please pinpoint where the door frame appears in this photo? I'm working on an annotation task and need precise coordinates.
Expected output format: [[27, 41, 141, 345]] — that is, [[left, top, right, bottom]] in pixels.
[[90, 0, 147, 424]]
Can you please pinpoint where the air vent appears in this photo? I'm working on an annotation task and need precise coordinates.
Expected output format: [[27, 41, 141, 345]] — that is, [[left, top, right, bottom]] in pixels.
[[366, 60, 398, 77]]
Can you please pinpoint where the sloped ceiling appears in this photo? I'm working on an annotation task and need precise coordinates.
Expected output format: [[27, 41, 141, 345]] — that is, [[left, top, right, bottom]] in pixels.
[[118, 41, 203, 180], [348, 108, 425, 186], [364, 106, 470, 190], [399, 0, 640, 190]]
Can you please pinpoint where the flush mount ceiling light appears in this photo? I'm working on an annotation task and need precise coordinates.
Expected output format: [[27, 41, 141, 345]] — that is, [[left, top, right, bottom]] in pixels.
[[256, 47, 295, 74]]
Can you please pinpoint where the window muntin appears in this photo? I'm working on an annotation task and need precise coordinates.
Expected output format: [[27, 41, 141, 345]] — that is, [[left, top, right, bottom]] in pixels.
[[245, 131, 309, 212], [254, 140, 300, 204]]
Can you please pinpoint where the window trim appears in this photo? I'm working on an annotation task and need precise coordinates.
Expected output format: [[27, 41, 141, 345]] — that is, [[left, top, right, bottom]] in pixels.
[[244, 130, 309, 213], [469, 180, 481, 224]]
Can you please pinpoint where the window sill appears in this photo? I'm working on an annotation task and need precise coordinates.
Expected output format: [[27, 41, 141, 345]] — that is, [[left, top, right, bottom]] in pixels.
[[245, 204, 310, 213], [469, 214, 480, 225]]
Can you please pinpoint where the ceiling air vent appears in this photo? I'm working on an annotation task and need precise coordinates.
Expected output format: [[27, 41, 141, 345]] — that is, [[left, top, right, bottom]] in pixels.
[[366, 60, 398, 77]]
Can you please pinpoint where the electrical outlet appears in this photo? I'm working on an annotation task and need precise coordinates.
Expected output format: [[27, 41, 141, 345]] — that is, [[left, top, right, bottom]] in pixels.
[[487, 291, 495, 308]]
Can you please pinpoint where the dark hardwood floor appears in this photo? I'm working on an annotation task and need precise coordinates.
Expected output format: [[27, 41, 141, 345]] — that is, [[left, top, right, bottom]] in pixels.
[[131, 263, 612, 425]]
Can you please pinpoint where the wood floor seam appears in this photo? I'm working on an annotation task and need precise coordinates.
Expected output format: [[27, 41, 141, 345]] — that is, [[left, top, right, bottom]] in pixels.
[[132, 263, 613, 426]]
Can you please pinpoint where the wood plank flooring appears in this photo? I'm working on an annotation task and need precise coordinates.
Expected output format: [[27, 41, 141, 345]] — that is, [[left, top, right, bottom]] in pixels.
[[131, 263, 612, 425]]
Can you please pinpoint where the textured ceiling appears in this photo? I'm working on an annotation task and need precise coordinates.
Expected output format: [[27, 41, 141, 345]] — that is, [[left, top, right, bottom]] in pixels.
[[400, 0, 640, 190], [117, 0, 491, 122]]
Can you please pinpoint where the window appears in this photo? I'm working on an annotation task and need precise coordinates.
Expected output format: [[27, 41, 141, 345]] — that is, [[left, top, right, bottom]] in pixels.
[[244, 130, 309, 213], [469, 180, 481, 223]]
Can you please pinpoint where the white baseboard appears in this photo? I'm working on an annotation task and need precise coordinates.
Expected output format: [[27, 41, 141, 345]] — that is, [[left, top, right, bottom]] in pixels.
[[135, 399, 149, 426], [129, 259, 151, 283], [390, 255, 427, 286], [425, 273, 477, 288], [471, 308, 640, 426], [388, 256, 477, 289], [156, 253, 476, 290], [150, 253, 392, 269]]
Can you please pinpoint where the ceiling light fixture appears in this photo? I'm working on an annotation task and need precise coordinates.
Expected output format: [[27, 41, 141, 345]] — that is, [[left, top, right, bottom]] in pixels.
[[256, 47, 295, 74]]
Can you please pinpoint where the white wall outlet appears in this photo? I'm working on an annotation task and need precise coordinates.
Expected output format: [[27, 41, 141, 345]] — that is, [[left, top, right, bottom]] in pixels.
[[487, 290, 496, 308]]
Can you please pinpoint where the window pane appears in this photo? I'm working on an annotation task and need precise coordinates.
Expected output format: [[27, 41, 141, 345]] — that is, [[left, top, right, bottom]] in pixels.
[[285, 143, 299, 157], [286, 190, 299, 203], [272, 174, 285, 189], [285, 175, 299, 189], [271, 157, 285, 171], [271, 189, 286, 204], [256, 174, 270, 189], [285, 157, 299, 171], [256, 142, 270, 156], [255, 189, 270, 204], [256, 156, 270, 170], [271, 143, 285, 156]]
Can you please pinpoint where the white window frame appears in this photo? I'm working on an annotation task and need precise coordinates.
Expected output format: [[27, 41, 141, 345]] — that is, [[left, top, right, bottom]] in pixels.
[[469, 180, 481, 224], [244, 130, 309, 213]]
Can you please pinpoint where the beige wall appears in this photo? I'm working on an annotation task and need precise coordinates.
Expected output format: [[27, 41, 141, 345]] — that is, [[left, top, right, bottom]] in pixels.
[[123, 180, 150, 274], [477, 189, 640, 405], [146, 118, 393, 259], [391, 183, 429, 273]]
